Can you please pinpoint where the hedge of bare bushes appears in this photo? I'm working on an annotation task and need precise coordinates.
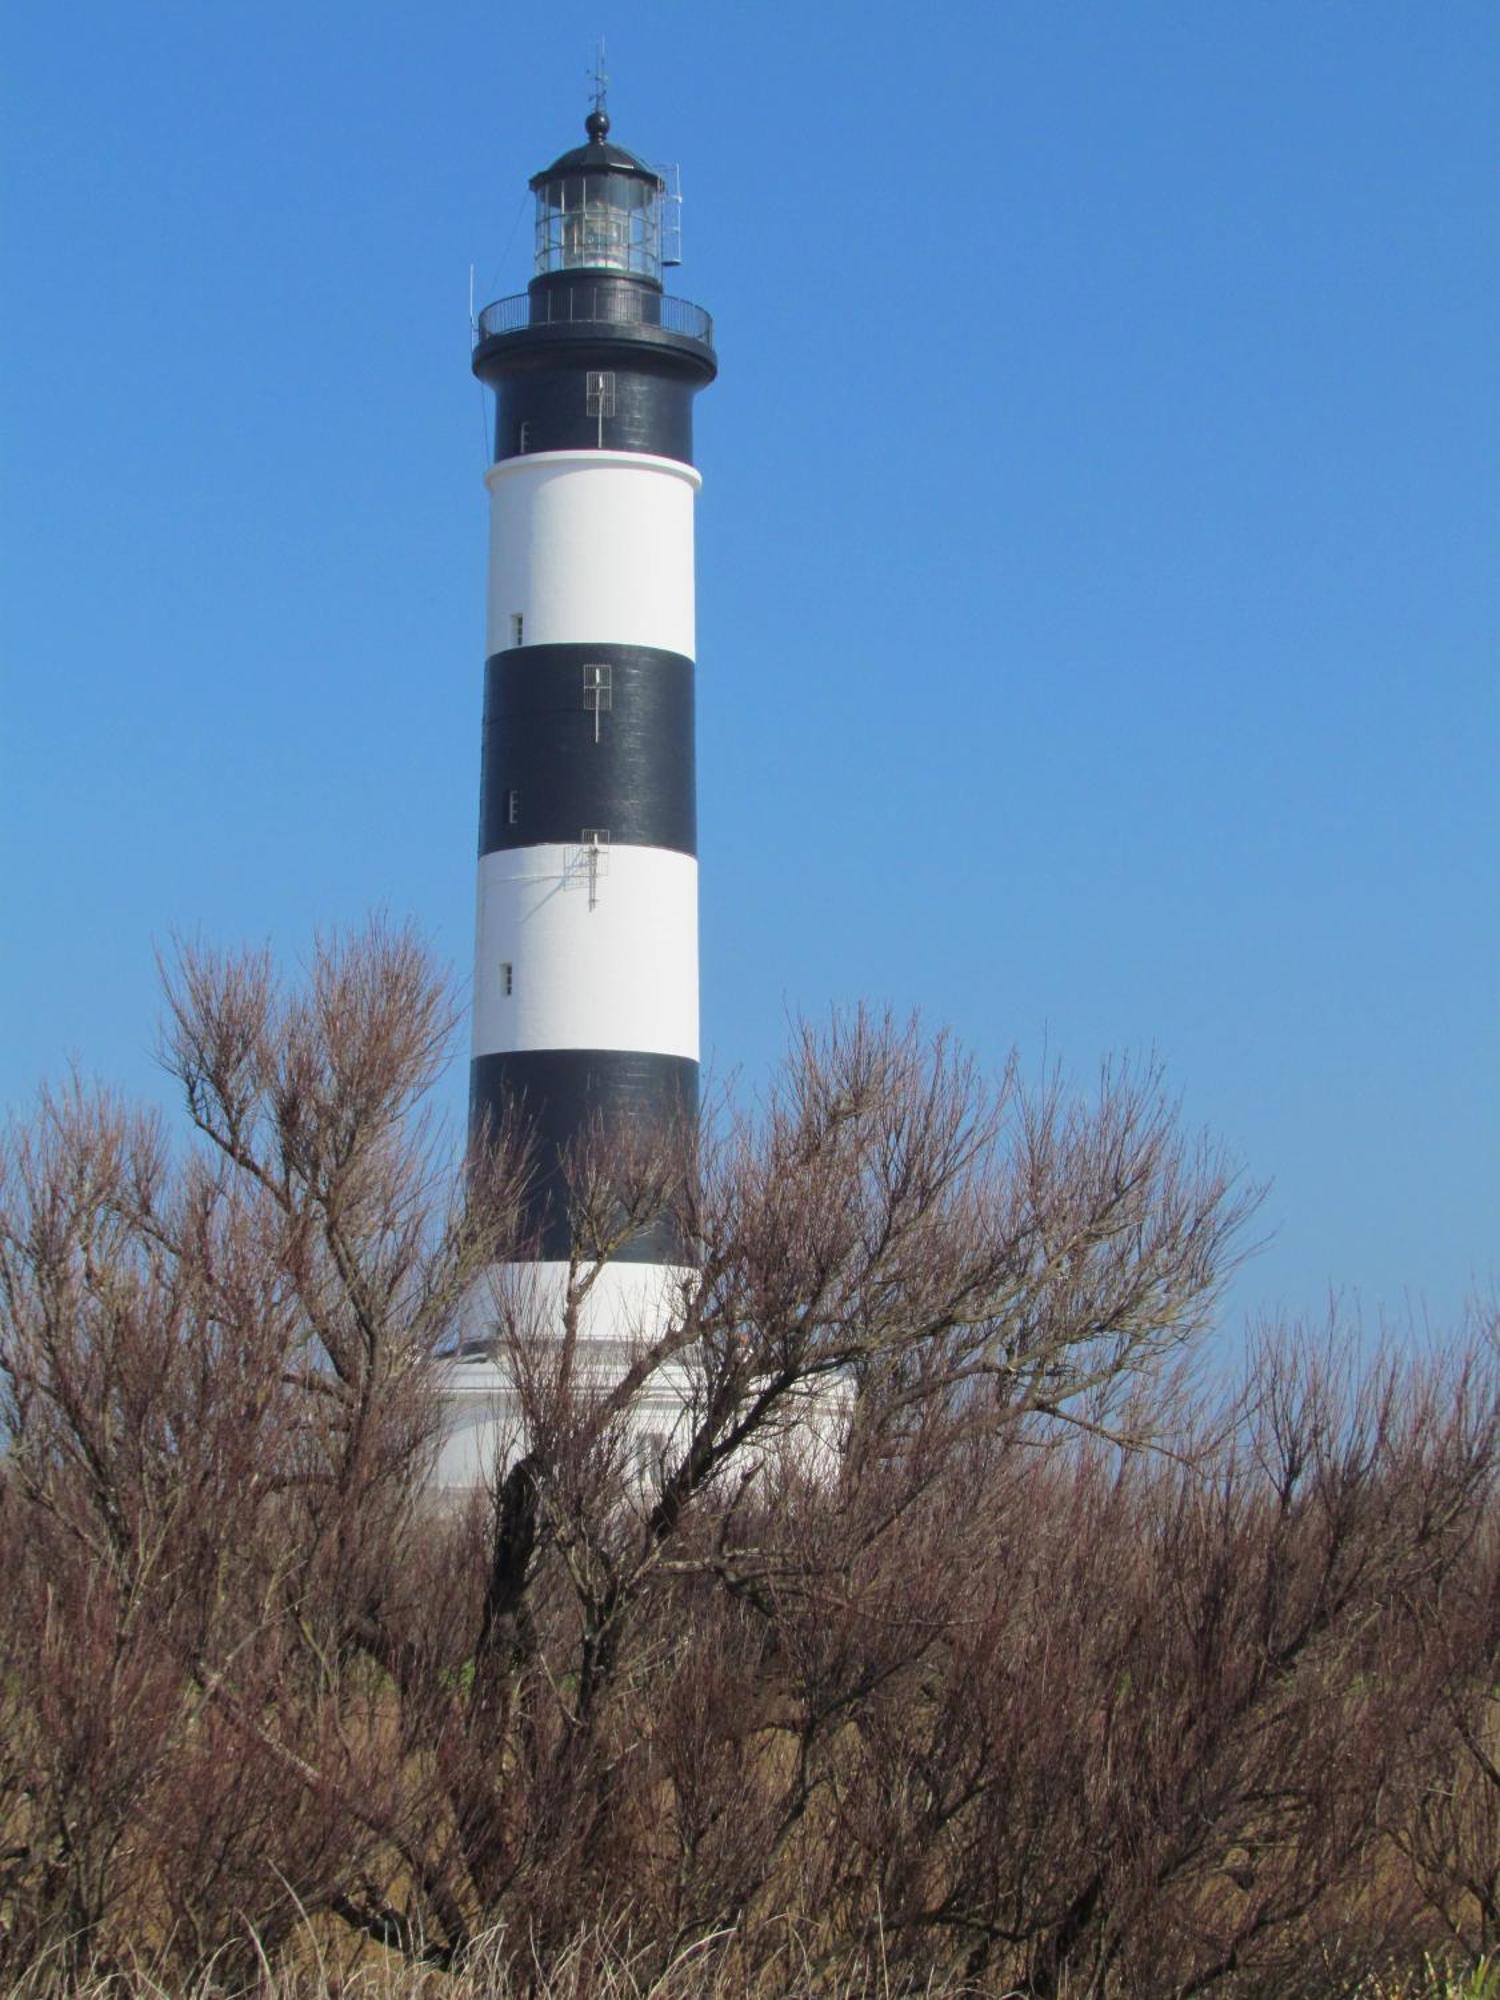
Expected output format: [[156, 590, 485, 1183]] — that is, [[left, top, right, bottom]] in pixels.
[[1, 925, 1495, 1997]]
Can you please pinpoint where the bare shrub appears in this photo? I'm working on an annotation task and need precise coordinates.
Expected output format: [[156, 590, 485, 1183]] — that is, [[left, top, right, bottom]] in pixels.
[[0, 924, 520, 1983], [553, 1333, 1497, 1999], [1381, 1312, 1500, 1959], [2, 926, 1495, 1999]]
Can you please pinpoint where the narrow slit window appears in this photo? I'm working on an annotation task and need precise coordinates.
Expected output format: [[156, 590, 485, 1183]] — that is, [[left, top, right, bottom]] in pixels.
[[500, 961, 514, 997], [511, 613, 524, 648], [506, 788, 521, 826], [586, 370, 615, 447], [582, 662, 612, 741], [516, 419, 530, 454]]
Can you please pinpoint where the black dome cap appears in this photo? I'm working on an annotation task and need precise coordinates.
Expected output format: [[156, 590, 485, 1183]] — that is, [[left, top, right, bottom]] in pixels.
[[530, 108, 663, 189]]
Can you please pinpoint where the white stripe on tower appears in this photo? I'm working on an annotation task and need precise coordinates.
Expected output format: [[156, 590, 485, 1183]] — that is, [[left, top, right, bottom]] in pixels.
[[484, 452, 700, 656], [473, 845, 698, 1061]]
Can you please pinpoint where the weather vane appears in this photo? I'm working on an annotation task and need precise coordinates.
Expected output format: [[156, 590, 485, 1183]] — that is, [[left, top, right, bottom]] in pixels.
[[588, 39, 609, 117]]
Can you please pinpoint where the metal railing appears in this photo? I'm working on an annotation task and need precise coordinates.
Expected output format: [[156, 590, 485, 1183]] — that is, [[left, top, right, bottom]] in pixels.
[[475, 287, 713, 347]]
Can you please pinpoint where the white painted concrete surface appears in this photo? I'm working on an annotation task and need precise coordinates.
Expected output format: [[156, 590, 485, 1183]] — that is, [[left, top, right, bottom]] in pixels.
[[485, 451, 700, 660], [472, 843, 698, 1061]]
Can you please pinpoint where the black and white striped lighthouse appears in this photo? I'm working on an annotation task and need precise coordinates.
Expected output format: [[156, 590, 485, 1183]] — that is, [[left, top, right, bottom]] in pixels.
[[439, 102, 717, 1481]]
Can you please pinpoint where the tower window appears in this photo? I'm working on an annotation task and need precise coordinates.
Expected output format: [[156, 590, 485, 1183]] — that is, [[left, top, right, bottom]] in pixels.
[[511, 613, 524, 648], [500, 961, 513, 996], [516, 420, 530, 454], [586, 371, 616, 448], [583, 662, 611, 741], [506, 788, 520, 826]]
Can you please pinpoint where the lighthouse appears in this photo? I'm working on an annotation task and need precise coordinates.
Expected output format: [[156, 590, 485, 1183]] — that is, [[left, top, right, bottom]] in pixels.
[[437, 101, 717, 1484]]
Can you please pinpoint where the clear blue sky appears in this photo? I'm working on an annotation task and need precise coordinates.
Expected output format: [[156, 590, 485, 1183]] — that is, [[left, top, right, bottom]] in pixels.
[[3, 0, 1496, 1343]]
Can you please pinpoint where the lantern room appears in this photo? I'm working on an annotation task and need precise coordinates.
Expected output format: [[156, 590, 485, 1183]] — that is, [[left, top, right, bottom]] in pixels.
[[531, 108, 669, 284]]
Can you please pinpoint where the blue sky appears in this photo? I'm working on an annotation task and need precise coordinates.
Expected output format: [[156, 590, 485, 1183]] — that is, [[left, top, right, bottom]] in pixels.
[[3, 0, 1496, 1344]]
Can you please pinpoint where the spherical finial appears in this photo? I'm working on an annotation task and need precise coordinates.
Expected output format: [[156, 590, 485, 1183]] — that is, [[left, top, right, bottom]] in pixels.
[[585, 106, 609, 143]]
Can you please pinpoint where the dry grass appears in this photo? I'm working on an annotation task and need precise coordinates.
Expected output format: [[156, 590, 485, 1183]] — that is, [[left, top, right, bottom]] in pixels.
[[1355, 1957, 1500, 2000], [5, 1928, 1496, 2000], [0, 1918, 985, 1999]]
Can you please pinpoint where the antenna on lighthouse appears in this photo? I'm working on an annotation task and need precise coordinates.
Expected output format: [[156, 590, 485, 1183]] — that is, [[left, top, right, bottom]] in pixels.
[[588, 39, 609, 116]]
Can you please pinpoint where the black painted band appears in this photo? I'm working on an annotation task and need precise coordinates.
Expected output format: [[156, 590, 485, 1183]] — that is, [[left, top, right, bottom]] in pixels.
[[479, 645, 696, 857], [470, 1049, 698, 1264], [486, 357, 701, 465]]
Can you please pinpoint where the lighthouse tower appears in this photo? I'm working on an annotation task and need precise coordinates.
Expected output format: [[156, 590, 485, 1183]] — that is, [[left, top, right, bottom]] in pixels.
[[437, 103, 717, 1484]]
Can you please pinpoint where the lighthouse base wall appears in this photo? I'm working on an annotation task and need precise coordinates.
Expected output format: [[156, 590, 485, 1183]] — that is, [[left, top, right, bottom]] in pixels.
[[432, 1258, 697, 1490], [430, 1262, 853, 1495]]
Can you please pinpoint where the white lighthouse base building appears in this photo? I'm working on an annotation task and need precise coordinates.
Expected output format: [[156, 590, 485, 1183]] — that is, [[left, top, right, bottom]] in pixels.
[[432, 1272, 852, 1497], [432, 1265, 700, 1492]]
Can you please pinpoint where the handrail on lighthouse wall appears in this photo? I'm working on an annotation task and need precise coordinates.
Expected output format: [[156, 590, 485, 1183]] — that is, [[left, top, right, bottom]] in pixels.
[[476, 287, 714, 347]]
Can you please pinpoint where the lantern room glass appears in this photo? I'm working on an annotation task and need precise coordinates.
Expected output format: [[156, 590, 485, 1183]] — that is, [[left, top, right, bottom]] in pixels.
[[534, 172, 663, 281]]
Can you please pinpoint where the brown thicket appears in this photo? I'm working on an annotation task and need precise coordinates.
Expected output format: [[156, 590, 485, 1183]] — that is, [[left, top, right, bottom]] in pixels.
[[0, 924, 1495, 1997]]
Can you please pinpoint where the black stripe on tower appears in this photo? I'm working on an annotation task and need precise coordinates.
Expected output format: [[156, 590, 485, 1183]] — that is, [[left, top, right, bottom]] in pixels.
[[493, 357, 699, 465], [479, 644, 695, 857], [470, 1049, 698, 1263]]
